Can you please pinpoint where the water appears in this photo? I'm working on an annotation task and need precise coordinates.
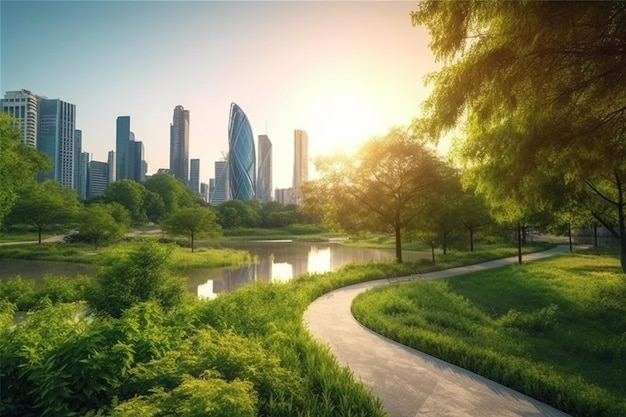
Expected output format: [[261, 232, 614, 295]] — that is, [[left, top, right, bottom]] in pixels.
[[0, 241, 416, 299]]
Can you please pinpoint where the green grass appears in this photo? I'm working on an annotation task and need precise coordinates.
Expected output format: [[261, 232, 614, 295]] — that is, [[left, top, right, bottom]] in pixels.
[[352, 249, 626, 417], [0, 240, 251, 270]]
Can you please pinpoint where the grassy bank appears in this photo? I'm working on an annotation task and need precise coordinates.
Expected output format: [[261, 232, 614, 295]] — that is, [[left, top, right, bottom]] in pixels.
[[352, 249, 626, 417], [0, 240, 251, 269]]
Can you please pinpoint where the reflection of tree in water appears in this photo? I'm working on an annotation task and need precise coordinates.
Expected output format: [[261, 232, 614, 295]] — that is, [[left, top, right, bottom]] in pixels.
[[214, 264, 256, 293]]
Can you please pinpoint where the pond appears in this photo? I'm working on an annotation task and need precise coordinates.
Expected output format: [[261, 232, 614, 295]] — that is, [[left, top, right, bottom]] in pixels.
[[0, 241, 419, 299]]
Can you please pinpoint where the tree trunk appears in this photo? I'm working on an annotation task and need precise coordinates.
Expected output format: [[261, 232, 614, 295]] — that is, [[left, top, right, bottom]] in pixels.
[[568, 222, 573, 252], [191, 230, 195, 253], [431, 243, 435, 264], [394, 225, 402, 263], [517, 222, 522, 265], [616, 172, 626, 274], [469, 226, 475, 252], [594, 223, 598, 248], [38, 227, 42, 244], [442, 231, 448, 255]]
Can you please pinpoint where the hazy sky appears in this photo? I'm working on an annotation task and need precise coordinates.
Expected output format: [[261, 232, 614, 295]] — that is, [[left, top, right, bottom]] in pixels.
[[1, 1, 439, 189]]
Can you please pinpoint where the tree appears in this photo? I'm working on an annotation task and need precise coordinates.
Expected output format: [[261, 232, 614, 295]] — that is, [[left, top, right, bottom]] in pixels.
[[0, 114, 51, 227], [7, 180, 80, 243], [412, 2, 626, 271], [103, 179, 148, 225], [77, 204, 128, 249], [216, 200, 260, 229], [303, 127, 441, 263], [163, 207, 222, 252], [144, 173, 196, 220]]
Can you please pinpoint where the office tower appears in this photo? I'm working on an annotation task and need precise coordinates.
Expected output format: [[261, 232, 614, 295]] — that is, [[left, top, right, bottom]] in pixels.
[[170, 105, 190, 185], [88, 160, 109, 197], [77, 151, 89, 200], [293, 129, 309, 205], [116, 116, 131, 180], [200, 182, 209, 202], [74, 129, 83, 196], [1, 89, 42, 147], [256, 134, 272, 204], [37, 99, 76, 188], [228, 102, 256, 201], [107, 150, 116, 185], [210, 159, 230, 205], [129, 136, 145, 182], [189, 158, 200, 194]]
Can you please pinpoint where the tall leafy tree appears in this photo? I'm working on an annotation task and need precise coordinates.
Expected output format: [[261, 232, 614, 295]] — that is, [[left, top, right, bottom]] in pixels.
[[0, 114, 51, 227], [7, 180, 80, 243], [144, 173, 196, 220], [303, 127, 441, 263], [163, 207, 222, 252], [103, 179, 148, 225], [412, 2, 626, 271]]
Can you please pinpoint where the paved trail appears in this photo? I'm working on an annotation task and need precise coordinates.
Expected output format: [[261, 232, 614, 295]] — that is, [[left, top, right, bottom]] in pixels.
[[303, 246, 574, 417]]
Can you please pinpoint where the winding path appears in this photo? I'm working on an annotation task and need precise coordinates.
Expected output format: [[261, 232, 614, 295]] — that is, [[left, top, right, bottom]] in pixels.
[[303, 246, 574, 417]]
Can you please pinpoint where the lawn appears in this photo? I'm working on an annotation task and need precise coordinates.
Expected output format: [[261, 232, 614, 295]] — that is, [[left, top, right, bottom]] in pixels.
[[352, 249, 626, 417]]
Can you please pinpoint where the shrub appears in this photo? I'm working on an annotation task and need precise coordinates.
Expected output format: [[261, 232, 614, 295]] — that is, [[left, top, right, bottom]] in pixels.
[[0, 275, 37, 310]]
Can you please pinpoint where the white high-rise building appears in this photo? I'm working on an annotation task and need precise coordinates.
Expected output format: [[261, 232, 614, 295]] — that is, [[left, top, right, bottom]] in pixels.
[[210, 159, 230, 205], [1, 89, 43, 147], [257, 134, 272, 204], [170, 105, 190, 185]]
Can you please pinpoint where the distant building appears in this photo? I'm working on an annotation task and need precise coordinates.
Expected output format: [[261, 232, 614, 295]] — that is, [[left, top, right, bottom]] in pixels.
[[88, 160, 108, 197], [210, 159, 229, 205], [107, 150, 116, 185], [293, 129, 308, 205], [228, 103, 256, 201], [275, 187, 297, 206], [189, 158, 200, 194], [78, 151, 89, 200], [116, 116, 131, 181], [1, 89, 43, 147], [170, 105, 190, 185], [74, 130, 83, 196], [129, 136, 146, 182], [256, 134, 272, 204], [37, 98, 76, 188], [200, 182, 209, 202]]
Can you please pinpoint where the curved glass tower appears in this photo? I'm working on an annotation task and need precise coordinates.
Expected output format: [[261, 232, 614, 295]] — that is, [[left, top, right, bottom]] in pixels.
[[228, 103, 256, 201], [256, 134, 272, 204]]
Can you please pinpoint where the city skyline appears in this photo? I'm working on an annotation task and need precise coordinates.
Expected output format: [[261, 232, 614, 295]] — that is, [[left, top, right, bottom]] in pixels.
[[1, 1, 440, 188]]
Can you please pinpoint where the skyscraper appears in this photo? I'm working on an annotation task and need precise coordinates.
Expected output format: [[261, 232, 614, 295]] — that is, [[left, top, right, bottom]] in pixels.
[[1, 89, 42, 147], [293, 129, 309, 205], [107, 150, 116, 185], [210, 159, 229, 205], [116, 116, 131, 181], [78, 150, 89, 200], [256, 134, 272, 204], [129, 134, 146, 182], [37, 99, 76, 188], [170, 105, 190, 185], [189, 158, 200, 194], [228, 103, 256, 201], [74, 129, 83, 196], [88, 160, 109, 197]]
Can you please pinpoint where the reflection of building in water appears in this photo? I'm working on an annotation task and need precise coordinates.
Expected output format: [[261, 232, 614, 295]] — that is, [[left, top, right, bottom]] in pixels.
[[213, 264, 256, 293], [308, 245, 331, 274], [256, 253, 272, 283]]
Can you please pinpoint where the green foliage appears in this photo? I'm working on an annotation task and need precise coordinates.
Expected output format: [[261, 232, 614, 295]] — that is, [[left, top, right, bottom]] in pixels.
[[0, 114, 52, 228], [163, 207, 222, 251], [353, 251, 626, 416], [37, 275, 92, 304], [86, 240, 189, 317], [144, 173, 196, 220], [0, 275, 37, 310], [73, 203, 129, 249], [103, 180, 149, 225]]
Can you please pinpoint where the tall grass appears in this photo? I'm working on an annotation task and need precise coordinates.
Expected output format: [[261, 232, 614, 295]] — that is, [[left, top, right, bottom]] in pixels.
[[352, 249, 626, 417]]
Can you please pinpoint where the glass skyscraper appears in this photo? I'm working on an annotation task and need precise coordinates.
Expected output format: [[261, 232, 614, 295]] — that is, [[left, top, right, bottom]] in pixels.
[[228, 103, 256, 201], [256, 134, 272, 204], [116, 116, 131, 181]]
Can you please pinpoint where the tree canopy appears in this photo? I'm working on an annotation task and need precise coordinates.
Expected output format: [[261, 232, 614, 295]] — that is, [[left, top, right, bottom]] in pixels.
[[303, 127, 441, 263], [412, 1, 626, 271], [163, 207, 222, 252], [0, 114, 51, 227]]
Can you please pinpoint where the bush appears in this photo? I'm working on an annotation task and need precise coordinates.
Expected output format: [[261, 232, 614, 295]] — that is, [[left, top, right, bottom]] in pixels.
[[0, 275, 37, 310]]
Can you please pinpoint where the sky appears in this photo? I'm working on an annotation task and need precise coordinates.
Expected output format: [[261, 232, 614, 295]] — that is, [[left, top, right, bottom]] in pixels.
[[1, 0, 440, 189]]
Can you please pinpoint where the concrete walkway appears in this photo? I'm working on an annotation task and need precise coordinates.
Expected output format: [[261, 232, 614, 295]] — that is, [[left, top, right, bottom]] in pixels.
[[303, 246, 575, 417]]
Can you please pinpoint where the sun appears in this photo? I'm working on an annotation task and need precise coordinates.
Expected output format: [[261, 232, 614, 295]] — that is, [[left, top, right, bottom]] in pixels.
[[304, 91, 385, 159]]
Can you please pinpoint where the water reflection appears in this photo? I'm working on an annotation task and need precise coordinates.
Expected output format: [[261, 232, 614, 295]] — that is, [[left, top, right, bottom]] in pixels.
[[182, 241, 412, 299]]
